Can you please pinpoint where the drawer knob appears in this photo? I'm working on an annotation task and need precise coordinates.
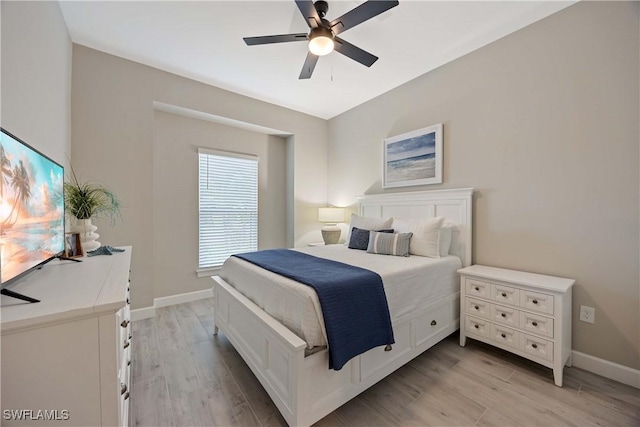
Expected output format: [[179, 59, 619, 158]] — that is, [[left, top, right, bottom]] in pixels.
[[501, 292, 507, 297], [501, 313, 506, 318], [384, 344, 393, 352], [128, 359, 131, 366], [123, 391, 130, 401], [474, 305, 479, 310], [532, 299, 538, 304], [501, 333, 506, 338], [127, 297, 130, 305], [123, 340, 130, 349], [532, 343, 538, 349], [532, 321, 538, 327], [121, 383, 127, 395], [121, 320, 130, 328], [430, 320, 437, 326], [474, 324, 479, 329], [474, 286, 480, 291]]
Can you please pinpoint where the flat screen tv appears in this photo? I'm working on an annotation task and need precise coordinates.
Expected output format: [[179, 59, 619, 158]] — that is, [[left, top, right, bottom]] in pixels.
[[0, 128, 65, 302]]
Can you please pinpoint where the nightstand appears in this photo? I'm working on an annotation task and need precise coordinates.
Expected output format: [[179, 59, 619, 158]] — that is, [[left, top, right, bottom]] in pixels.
[[458, 265, 574, 386]]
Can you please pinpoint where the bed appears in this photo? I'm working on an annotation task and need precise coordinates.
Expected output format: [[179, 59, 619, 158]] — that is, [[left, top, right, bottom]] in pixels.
[[211, 188, 473, 426]]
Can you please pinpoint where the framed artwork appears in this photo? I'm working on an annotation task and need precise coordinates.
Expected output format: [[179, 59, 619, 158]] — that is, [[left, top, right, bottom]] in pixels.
[[65, 232, 84, 258], [383, 123, 443, 188]]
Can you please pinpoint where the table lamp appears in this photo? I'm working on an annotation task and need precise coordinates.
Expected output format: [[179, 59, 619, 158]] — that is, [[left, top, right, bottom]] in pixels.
[[318, 207, 345, 245]]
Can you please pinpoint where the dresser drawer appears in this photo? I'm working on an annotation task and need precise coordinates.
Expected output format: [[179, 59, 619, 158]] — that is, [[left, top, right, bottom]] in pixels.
[[465, 315, 489, 338], [492, 284, 519, 306], [520, 290, 554, 314], [522, 334, 554, 362], [466, 297, 490, 319], [491, 304, 518, 328], [521, 311, 554, 338], [466, 279, 490, 299], [119, 373, 130, 427], [490, 323, 519, 350]]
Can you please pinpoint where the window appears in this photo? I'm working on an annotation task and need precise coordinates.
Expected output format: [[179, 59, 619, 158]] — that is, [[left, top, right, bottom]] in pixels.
[[198, 148, 258, 271]]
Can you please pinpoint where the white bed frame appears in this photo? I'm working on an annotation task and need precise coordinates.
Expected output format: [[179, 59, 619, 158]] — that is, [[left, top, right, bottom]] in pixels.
[[212, 188, 473, 426]]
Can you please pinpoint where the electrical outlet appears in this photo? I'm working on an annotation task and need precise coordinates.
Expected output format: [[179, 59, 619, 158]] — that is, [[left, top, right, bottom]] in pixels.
[[580, 305, 595, 324]]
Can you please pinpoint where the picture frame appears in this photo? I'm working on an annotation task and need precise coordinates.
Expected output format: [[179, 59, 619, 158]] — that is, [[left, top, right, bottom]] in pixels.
[[65, 232, 84, 258], [383, 123, 443, 188]]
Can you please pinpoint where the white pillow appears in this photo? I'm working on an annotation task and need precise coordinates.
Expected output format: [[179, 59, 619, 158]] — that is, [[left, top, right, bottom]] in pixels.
[[347, 214, 393, 242], [438, 223, 456, 257], [392, 216, 445, 258]]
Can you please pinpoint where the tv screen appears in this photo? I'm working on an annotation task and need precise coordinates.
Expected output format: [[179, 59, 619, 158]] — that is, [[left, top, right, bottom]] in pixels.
[[0, 128, 65, 287]]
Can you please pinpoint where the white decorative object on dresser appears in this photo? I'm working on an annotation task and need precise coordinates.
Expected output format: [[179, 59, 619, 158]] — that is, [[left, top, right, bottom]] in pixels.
[[1, 248, 132, 426], [458, 264, 574, 386]]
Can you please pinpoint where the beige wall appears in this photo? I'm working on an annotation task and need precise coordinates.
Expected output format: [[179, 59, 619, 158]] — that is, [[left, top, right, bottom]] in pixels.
[[328, 1, 639, 369], [1, 1, 71, 165], [71, 46, 328, 309], [152, 111, 286, 299]]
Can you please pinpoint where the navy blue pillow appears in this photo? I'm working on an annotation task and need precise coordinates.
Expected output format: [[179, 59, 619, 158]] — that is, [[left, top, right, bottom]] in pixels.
[[348, 227, 394, 250]]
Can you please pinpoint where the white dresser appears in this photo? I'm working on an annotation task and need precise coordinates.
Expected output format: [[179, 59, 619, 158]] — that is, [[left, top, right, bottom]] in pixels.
[[458, 264, 574, 386], [1, 248, 132, 426]]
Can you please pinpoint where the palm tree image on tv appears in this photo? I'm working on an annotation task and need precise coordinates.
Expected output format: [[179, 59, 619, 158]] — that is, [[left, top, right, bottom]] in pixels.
[[0, 132, 64, 284], [3, 159, 32, 229]]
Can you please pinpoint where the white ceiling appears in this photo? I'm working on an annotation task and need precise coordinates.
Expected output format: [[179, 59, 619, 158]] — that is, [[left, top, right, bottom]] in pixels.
[[59, 1, 575, 120]]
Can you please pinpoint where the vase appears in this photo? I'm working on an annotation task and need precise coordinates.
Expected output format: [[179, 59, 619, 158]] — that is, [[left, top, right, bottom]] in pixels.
[[71, 218, 101, 252]]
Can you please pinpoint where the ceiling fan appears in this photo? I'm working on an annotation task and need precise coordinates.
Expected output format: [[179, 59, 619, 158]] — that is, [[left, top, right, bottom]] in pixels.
[[243, 0, 399, 79]]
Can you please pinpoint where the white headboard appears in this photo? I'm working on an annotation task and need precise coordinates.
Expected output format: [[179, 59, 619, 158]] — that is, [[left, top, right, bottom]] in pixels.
[[356, 188, 474, 267]]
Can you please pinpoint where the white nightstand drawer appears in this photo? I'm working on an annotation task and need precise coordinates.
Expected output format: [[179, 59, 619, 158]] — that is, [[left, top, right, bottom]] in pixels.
[[521, 311, 554, 338], [490, 323, 519, 349], [492, 284, 519, 306], [491, 304, 518, 328], [466, 297, 490, 319], [465, 315, 489, 338], [521, 290, 554, 314], [466, 279, 490, 298], [522, 334, 554, 362]]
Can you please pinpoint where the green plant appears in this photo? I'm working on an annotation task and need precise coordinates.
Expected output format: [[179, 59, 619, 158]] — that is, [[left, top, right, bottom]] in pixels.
[[64, 168, 121, 223]]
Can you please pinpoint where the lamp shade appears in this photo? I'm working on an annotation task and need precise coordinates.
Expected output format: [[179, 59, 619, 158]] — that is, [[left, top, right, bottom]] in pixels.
[[318, 207, 345, 223]]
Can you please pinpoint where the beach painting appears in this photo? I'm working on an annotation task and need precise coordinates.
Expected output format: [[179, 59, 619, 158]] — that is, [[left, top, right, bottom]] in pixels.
[[383, 123, 443, 188]]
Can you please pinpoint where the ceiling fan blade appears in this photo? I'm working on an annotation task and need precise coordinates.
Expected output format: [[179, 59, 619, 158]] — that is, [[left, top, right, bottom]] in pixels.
[[244, 33, 308, 46], [295, 0, 321, 28], [333, 37, 378, 67], [329, 1, 398, 36], [299, 52, 319, 79]]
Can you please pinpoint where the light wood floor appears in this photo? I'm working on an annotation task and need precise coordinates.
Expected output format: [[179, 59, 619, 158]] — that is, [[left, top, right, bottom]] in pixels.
[[131, 298, 640, 427]]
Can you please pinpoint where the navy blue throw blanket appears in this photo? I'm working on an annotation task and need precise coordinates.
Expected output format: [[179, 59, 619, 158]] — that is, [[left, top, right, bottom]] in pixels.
[[233, 249, 395, 370]]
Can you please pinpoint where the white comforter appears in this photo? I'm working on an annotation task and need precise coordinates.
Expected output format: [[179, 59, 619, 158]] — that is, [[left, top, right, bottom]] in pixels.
[[219, 245, 461, 348]]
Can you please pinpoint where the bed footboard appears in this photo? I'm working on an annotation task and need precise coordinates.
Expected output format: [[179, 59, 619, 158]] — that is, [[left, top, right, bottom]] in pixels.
[[212, 276, 307, 425], [213, 275, 459, 427]]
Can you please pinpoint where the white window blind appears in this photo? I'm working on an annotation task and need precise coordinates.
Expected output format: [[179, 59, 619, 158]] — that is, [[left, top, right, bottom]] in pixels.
[[198, 149, 258, 269]]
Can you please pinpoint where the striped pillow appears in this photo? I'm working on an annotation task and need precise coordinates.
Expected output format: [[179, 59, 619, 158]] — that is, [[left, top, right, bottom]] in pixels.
[[367, 231, 413, 257]]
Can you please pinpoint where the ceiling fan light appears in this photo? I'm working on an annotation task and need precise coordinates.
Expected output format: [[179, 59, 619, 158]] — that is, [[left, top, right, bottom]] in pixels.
[[309, 28, 334, 56]]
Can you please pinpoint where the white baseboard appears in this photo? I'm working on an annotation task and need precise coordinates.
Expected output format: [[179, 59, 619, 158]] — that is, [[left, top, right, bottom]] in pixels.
[[571, 350, 640, 389], [154, 288, 213, 308], [131, 306, 156, 321], [131, 288, 214, 321]]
